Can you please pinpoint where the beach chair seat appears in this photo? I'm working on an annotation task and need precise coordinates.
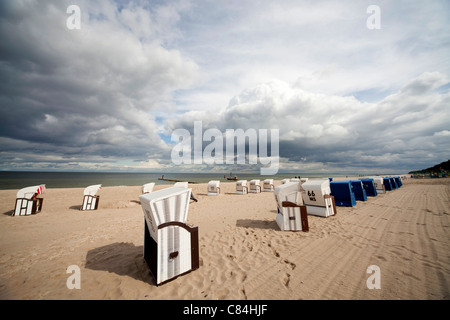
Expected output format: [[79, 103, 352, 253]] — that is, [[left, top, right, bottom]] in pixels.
[[142, 183, 155, 194], [351, 180, 368, 201], [81, 184, 101, 210], [276, 201, 309, 231], [139, 187, 199, 285], [263, 179, 274, 192], [207, 180, 220, 196], [236, 180, 248, 195], [13, 184, 46, 216], [249, 179, 261, 193], [330, 181, 357, 207], [301, 179, 337, 217]]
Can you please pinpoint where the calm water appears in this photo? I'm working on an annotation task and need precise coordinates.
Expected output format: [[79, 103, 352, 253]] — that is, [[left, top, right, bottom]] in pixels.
[[0, 171, 357, 190]]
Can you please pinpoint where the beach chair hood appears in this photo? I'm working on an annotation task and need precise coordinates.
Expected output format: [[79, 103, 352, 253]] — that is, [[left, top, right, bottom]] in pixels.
[[16, 184, 46, 199], [84, 184, 102, 196]]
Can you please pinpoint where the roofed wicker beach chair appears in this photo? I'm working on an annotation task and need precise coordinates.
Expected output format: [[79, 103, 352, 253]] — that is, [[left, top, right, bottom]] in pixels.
[[139, 186, 199, 285], [249, 179, 261, 193], [330, 181, 357, 207], [371, 177, 385, 194], [236, 180, 248, 195], [360, 178, 378, 197], [13, 184, 46, 216], [263, 179, 274, 192], [207, 180, 220, 196], [174, 182, 198, 202], [142, 183, 155, 194], [274, 181, 308, 231], [301, 179, 337, 217], [383, 178, 393, 191], [351, 180, 368, 201], [81, 184, 101, 211]]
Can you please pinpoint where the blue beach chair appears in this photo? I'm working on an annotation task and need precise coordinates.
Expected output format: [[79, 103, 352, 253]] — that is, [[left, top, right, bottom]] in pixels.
[[351, 180, 368, 201], [360, 178, 378, 197], [330, 181, 357, 207]]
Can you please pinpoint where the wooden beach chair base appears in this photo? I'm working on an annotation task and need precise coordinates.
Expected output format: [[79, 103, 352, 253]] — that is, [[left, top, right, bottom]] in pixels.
[[276, 201, 309, 232], [305, 195, 337, 218], [144, 220, 199, 286], [81, 195, 100, 210], [13, 198, 44, 216]]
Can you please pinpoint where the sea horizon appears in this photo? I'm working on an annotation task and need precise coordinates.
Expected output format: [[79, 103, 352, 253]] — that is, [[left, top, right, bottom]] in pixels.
[[0, 170, 408, 190]]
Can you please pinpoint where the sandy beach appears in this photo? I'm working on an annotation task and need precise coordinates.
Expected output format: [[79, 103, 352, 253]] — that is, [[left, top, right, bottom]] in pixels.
[[0, 177, 449, 300]]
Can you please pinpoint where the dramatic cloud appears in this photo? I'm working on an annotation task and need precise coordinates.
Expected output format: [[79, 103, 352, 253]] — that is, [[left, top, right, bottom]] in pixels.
[[0, 0, 198, 170], [0, 0, 449, 173], [167, 72, 450, 173]]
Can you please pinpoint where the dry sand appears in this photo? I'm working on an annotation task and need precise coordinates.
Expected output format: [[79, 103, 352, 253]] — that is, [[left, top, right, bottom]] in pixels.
[[0, 178, 449, 300]]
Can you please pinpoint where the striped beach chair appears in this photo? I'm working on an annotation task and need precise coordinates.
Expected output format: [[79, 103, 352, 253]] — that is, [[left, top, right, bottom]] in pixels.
[[139, 187, 199, 285]]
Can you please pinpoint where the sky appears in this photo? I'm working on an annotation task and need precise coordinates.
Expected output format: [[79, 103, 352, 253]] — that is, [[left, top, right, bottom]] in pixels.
[[0, 0, 449, 174]]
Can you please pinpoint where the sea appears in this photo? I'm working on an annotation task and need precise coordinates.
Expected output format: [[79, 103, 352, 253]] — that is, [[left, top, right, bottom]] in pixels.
[[0, 171, 370, 190]]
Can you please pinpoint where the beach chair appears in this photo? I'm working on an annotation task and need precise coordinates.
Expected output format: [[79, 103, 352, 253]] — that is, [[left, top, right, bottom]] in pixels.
[[249, 179, 261, 193], [207, 180, 220, 196], [394, 176, 402, 187], [360, 178, 378, 197], [13, 184, 46, 216], [300, 178, 309, 184], [383, 178, 393, 191], [236, 180, 248, 195], [173, 182, 198, 202], [301, 179, 337, 217], [351, 180, 368, 201], [330, 181, 357, 207], [371, 177, 385, 194], [390, 177, 398, 189], [139, 187, 199, 285], [263, 179, 274, 192], [280, 179, 290, 184], [142, 183, 155, 194], [81, 184, 101, 210], [274, 181, 308, 231]]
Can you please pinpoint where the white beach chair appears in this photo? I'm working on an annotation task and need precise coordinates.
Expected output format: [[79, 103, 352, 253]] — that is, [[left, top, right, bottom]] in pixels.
[[207, 180, 220, 196], [300, 178, 309, 184], [249, 179, 261, 193], [301, 179, 336, 217], [13, 184, 46, 216], [273, 181, 308, 231], [371, 177, 385, 194], [173, 181, 198, 202], [281, 179, 290, 184], [263, 179, 274, 192], [142, 183, 155, 194], [139, 187, 199, 285], [173, 182, 189, 188], [236, 180, 248, 195], [81, 184, 102, 211]]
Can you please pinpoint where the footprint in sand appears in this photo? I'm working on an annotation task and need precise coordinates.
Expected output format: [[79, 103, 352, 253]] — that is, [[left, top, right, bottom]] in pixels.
[[281, 273, 291, 287]]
